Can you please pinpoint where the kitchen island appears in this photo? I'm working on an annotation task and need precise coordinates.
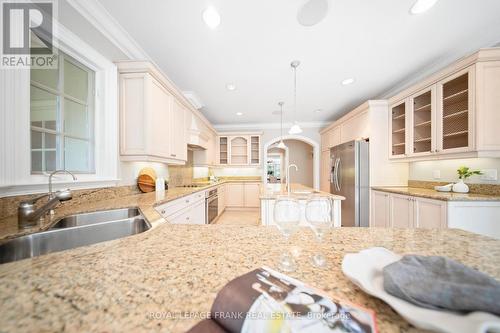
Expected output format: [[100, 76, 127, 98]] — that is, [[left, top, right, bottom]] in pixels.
[[1, 219, 499, 332], [260, 183, 345, 226]]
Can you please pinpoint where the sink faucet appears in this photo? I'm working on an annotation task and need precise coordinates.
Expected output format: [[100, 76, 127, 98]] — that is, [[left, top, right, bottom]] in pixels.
[[18, 170, 77, 229], [286, 164, 299, 195], [49, 170, 77, 199]]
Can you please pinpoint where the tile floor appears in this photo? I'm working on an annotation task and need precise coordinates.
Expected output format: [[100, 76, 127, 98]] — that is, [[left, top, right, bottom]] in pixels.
[[215, 209, 261, 226]]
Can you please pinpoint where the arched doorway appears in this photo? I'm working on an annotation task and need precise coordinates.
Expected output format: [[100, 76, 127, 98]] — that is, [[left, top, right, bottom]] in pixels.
[[262, 135, 320, 190]]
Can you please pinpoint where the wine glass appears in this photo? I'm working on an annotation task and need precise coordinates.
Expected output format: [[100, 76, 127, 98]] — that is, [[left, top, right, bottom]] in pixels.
[[305, 196, 334, 268], [273, 195, 301, 272]]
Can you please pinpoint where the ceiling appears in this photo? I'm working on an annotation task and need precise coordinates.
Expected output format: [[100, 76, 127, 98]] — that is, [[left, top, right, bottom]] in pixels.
[[98, 0, 500, 125]]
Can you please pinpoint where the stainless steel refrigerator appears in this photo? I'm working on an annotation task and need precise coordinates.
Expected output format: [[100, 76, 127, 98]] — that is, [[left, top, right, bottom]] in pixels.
[[330, 140, 369, 227]]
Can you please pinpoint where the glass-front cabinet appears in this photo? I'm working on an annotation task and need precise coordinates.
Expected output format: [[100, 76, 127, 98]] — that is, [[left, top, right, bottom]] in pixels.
[[390, 100, 407, 158], [217, 133, 262, 166], [250, 136, 260, 165], [389, 65, 475, 160], [410, 86, 435, 156], [219, 136, 228, 164], [437, 68, 472, 153]]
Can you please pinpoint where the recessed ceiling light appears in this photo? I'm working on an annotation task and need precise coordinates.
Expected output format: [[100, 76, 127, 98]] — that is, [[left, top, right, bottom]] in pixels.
[[341, 78, 355, 86], [202, 7, 220, 29], [410, 0, 438, 15], [236, 112, 243, 116], [314, 109, 322, 113], [226, 83, 236, 91]]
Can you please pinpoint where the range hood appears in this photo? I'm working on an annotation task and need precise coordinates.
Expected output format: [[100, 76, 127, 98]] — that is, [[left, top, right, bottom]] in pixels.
[[187, 113, 208, 150]]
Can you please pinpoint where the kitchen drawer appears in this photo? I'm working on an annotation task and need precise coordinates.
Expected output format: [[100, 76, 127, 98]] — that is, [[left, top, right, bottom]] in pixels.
[[169, 200, 205, 224], [156, 191, 205, 218]]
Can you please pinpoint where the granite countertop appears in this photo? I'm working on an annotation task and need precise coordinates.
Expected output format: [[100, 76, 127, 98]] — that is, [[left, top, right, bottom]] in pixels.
[[260, 183, 345, 200], [0, 179, 260, 242], [0, 225, 499, 332], [372, 186, 500, 202]]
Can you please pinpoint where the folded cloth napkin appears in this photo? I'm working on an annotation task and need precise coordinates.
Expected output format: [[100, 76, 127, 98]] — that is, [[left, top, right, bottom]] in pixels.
[[383, 255, 500, 315]]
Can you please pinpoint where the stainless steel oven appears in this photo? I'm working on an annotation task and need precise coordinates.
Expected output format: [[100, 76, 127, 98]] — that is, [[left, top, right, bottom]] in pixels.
[[205, 188, 218, 224]]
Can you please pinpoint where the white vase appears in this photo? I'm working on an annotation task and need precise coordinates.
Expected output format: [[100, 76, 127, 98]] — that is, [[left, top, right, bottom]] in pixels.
[[452, 179, 469, 193]]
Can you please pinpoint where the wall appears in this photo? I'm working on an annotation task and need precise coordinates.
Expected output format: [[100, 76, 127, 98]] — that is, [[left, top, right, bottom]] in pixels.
[[119, 162, 170, 186], [410, 158, 500, 184], [211, 167, 262, 178], [282, 139, 314, 187]]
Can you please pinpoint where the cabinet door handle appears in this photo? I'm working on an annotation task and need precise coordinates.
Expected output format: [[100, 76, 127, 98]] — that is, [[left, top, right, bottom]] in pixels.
[[161, 210, 165, 215], [171, 154, 177, 157], [186, 200, 190, 203], [186, 216, 190, 220]]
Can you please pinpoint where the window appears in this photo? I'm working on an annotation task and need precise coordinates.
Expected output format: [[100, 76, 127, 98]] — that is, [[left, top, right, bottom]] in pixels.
[[30, 52, 95, 173]]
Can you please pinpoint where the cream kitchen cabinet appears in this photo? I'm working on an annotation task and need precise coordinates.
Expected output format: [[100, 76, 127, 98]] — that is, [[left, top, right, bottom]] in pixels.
[[225, 182, 261, 208], [218, 184, 226, 215], [117, 61, 187, 164], [320, 150, 331, 192], [244, 183, 261, 208], [226, 183, 244, 207], [371, 189, 500, 239], [321, 126, 341, 152], [217, 133, 262, 166], [171, 99, 187, 161], [389, 193, 416, 228], [340, 110, 369, 144], [413, 197, 448, 229], [370, 190, 390, 227], [168, 199, 205, 225], [389, 99, 409, 158], [156, 191, 206, 224], [371, 190, 446, 229], [388, 49, 500, 161]]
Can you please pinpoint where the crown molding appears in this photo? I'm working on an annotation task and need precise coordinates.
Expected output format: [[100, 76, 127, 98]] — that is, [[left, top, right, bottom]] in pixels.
[[213, 121, 328, 131], [66, 0, 149, 60], [378, 35, 500, 99]]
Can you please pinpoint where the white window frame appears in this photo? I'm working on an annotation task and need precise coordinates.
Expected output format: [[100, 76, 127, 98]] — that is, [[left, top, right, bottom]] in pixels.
[[0, 21, 119, 196], [30, 52, 96, 174]]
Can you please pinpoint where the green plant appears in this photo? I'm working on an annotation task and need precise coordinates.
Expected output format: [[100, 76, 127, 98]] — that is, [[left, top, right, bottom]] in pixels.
[[457, 166, 482, 180]]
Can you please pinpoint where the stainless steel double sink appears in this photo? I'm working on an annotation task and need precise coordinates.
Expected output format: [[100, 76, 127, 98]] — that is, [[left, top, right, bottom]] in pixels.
[[0, 208, 151, 264]]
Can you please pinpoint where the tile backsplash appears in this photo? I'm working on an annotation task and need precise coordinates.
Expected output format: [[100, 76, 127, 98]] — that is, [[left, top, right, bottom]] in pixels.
[[168, 150, 194, 186]]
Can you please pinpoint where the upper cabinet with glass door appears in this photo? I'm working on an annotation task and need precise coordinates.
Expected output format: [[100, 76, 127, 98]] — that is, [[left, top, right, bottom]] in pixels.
[[410, 86, 435, 156], [389, 100, 407, 158], [388, 48, 500, 161], [216, 133, 262, 166], [437, 68, 472, 154]]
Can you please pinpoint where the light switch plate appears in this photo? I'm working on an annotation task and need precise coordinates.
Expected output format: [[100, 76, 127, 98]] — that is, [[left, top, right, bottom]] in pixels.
[[480, 169, 498, 181], [433, 170, 441, 179]]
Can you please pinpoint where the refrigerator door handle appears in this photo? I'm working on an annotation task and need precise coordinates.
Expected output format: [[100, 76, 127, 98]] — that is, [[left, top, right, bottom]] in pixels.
[[334, 158, 340, 191], [337, 158, 342, 191]]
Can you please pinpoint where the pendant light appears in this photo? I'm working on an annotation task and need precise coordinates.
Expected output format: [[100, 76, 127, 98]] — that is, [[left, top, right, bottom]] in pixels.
[[289, 60, 303, 134], [277, 101, 287, 149]]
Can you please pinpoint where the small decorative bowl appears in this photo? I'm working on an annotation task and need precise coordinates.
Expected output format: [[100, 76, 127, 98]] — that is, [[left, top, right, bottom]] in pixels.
[[434, 184, 453, 192]]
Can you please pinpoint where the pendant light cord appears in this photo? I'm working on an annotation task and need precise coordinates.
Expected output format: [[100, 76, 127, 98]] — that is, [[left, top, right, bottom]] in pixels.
[[293, 66, 297, 121], [280, 103, 283, 138]]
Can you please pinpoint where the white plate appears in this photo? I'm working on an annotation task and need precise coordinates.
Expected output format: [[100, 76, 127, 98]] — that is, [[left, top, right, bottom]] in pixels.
[[341, 247, 500, 333]]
